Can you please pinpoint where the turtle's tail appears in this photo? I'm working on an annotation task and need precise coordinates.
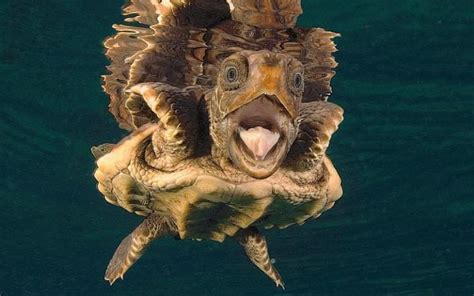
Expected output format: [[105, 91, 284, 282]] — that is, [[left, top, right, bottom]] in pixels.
[[236, 227, 285, 290]]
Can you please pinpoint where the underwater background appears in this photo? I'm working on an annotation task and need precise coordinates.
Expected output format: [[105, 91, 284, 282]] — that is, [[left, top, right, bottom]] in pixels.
[[0, 0, 473, 295]]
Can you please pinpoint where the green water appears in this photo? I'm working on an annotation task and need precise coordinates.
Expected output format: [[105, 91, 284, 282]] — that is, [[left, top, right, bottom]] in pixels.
[[0, 0, 473, 295]]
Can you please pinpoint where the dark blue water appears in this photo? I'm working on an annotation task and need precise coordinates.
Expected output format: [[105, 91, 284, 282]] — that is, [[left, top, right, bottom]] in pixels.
[[1, 1, 473, 295]]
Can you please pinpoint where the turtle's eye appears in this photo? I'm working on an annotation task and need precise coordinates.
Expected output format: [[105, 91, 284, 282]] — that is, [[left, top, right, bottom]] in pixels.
[[225, 67, 238, 83], [221, 57, 248, 91], [294, 73, 303, 89], [288, 69, 304, 94]]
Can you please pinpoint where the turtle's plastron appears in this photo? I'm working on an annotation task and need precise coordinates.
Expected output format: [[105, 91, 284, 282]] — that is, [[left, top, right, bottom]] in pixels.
[[94, 0, 343, 289]]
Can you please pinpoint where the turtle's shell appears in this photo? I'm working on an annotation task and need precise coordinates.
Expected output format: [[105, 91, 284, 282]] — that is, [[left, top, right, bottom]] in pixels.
[[96, 153, 341, 243], [103, 0, 339, 130], [153, 175, 333, 242], [157, 169, 340, 242]]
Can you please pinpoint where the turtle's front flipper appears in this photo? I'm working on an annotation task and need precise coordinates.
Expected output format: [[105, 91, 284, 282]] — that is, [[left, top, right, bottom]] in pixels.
[[285, 101, 344, 171], [235, 227, 285, 289], [105, 214, 176, 285], [129, 82, 200, 169]]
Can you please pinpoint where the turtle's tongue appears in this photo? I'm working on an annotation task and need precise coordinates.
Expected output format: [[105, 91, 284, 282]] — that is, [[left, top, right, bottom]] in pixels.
[[239, 127, 280, 161]]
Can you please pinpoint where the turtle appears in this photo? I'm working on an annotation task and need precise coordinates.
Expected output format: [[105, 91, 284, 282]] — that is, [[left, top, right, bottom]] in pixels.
[[93, 0, 344, 289]]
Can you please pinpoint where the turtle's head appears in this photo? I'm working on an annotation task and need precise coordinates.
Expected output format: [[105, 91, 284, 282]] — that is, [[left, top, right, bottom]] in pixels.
[[207, 50, 303, 179]]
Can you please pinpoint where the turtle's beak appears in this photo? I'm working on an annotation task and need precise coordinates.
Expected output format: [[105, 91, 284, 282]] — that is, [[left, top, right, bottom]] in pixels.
[[221, 62, 299, 120]]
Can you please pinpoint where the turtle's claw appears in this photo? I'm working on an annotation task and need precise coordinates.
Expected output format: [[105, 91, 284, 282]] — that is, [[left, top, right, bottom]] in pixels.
[[275, 279, 286, 290], [104, 234, 135, 285], [104, 259, 127, 286]]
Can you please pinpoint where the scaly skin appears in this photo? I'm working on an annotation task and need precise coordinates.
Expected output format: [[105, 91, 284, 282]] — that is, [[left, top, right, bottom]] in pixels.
[[96, 1, 343, 287], [94, 54, 343, 286]]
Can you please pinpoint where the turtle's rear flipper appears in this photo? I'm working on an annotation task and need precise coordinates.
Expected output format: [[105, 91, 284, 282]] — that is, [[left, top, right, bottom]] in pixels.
[[236, 227, 285, 289], [105, 214, 176, 285]]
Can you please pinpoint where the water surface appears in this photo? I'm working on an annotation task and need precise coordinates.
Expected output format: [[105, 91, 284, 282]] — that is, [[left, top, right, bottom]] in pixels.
[[0, 0, 473, 295]]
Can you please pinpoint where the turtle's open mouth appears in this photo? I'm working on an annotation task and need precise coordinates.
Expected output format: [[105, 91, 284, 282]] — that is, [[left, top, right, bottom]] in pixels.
[[228, 95, 292, 179]]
